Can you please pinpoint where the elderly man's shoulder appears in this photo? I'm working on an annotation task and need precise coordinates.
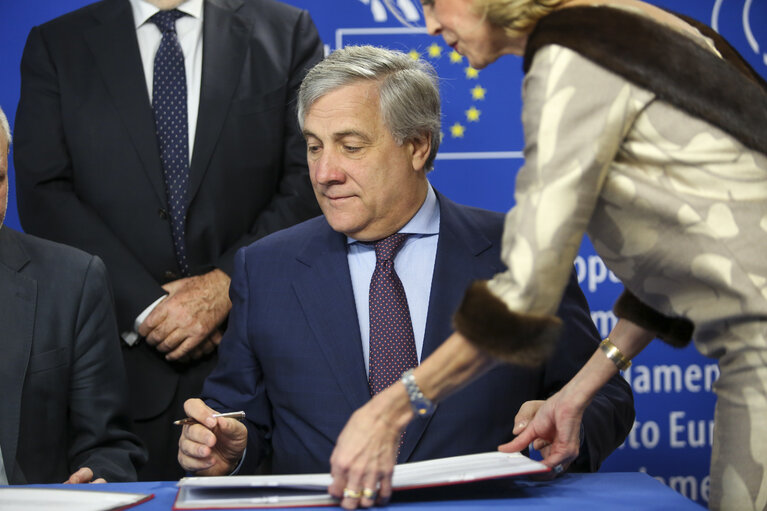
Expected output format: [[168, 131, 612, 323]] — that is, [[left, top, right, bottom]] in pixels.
[[241, 214, 328, 255], [239, 0, 311, 17], [238, 197, 508, 261], [437, 194, 506, 236], [30, 0, 109, 34], [0, 226, 105, 282], [33, 0, 309, 37], [455, 201, 505, 224]]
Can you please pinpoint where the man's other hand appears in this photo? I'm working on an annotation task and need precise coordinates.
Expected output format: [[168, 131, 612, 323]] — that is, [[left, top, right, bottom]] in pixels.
[[63, 467, 106, 484]]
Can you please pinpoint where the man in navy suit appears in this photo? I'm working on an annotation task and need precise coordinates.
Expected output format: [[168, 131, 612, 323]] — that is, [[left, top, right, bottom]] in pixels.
[[177, 46, 634, 479], [13, 0, 323, 479], [0, 106, 145, 484]]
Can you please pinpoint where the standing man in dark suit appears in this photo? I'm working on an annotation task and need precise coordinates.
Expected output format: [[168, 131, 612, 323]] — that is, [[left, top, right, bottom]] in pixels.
[[13, 0, 323, 480], [0, 106, 145, 484], [176, 47, 634, 485]]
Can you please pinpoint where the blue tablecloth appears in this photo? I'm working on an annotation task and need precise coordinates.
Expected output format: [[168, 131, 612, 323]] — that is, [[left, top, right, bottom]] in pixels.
[[22, 472, 706, 510]]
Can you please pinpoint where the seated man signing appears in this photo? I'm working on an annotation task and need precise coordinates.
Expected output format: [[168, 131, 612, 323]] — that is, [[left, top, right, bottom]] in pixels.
[[178, 46, 633, 479], [0, 106, 145, 484]]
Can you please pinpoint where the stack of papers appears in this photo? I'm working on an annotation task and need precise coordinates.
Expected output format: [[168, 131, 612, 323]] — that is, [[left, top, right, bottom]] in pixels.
[[0, 488, 153, 511], [174, 451, 549, 509]]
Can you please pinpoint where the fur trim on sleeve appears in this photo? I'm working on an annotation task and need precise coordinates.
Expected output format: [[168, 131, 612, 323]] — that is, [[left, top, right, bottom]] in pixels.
[[453, 281, 562, 367], [613, 291, 694, 348]]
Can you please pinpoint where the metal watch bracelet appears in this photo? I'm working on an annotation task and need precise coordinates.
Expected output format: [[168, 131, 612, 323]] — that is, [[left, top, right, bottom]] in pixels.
[[401, 368, 437, 417]]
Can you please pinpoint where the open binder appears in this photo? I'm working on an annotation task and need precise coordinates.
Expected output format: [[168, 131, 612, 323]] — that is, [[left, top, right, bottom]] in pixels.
[[174, 451, 550, 509]]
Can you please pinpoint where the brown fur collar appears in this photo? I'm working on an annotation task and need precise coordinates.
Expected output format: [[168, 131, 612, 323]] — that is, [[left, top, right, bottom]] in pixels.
[[523, 6, 767, 154], [453, 281, 562, 366]]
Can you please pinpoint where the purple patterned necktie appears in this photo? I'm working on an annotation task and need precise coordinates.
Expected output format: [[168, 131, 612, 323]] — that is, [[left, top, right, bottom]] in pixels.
[[368, 233, 419, 396], [150, 9, 190, 276]]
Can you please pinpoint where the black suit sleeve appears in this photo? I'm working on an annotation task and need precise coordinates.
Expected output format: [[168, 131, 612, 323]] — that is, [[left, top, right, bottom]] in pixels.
[[14, 26, 165, 330], [543, 273, 635, 472], [67, 255, 147, 481], [214, 10, 324, 276]]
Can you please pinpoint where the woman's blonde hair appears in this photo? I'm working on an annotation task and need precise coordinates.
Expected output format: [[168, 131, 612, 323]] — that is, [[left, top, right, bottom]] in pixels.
[[473, 0, 564, 37]]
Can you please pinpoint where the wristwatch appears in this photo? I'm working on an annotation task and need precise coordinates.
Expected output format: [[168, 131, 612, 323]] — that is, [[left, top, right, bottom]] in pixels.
[[401, 369, 437, 417]]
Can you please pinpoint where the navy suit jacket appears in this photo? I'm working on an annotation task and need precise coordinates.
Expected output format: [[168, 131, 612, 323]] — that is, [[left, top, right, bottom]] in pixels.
[[0, 227, 145, 483], [13, 0, 324, 419], [203, 192, 634, 474]]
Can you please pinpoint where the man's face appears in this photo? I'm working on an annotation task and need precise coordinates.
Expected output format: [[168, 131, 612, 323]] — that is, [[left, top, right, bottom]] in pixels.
[[0, 135, 8, 228], [302, 81, 430, 241]]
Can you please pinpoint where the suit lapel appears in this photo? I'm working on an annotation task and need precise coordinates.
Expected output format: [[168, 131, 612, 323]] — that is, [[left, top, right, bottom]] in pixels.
[[291, 223, 372, 412], [84, 0, 166, 204], [188, 0, 250, 202], [423, 194, 500, 359], [0, 229, 36, 484], [399, 193, 500, 461]]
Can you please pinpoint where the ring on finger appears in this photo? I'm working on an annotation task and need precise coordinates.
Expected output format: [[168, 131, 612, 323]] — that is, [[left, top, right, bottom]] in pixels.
[[553, 464, 564, 475], [362, 488, 377, 499], [343, 488, 362, 499]]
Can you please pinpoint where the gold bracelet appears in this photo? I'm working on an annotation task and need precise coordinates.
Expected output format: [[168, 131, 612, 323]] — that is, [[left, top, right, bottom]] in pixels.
[[599, 337, 632, 371]]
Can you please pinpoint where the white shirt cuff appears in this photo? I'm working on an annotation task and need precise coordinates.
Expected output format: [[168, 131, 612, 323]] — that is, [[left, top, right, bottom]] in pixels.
[[121, 294, 168, 346], [230, 448, 247, 475]]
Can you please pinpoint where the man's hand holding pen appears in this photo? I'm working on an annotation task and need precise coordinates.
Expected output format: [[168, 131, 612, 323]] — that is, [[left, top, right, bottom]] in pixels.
[[174, 410, 246, 426], [177, 399, 248, 476]]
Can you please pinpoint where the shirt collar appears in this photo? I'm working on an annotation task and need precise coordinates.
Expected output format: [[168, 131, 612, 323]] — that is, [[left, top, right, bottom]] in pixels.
[[346, 183, 440, 245], [129, 0, 204, 29]]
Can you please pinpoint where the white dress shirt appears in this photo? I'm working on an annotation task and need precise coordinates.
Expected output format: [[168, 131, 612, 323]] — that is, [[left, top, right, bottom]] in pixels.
[[129, 0, 203, 163], [122, 0, 204, 344], [347, 184, 441, 375]]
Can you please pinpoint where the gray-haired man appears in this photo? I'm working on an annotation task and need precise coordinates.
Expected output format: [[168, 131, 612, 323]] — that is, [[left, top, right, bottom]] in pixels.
[[177, 47, 633, 496]]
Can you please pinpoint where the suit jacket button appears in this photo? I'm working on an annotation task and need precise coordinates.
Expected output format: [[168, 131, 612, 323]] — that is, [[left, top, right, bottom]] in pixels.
[[163, 270, 178, 281], [158, 208, 169, 220]]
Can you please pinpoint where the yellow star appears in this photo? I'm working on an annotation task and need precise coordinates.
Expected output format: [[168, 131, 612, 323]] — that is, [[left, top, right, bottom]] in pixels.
[[427, 43, 442, 58], [450, 122, 466, 138], [449, 50, 463, 63], [465, 67, 479, 79], [470, 85, 487, 100], [465, 106, 481, 122], [408, 49, 421, 61]]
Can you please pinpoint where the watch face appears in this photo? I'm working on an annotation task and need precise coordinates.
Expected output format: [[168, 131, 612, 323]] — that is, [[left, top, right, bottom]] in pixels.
[[413, 397, 436, 417], [402, 369, 436, 417]]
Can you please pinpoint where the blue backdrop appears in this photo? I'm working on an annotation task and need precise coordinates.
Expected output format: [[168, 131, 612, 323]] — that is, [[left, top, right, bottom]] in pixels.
[[1, 0, 765, 506]]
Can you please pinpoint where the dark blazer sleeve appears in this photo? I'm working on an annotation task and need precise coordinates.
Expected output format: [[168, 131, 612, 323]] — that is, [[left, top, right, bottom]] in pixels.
[[66, 255, 147, 481], [11, 235, 147, 483], [202, 248, 271, 473], [544, 273, 635, 472], [14, 25, 165, 329], [214, 9, 324, 276]]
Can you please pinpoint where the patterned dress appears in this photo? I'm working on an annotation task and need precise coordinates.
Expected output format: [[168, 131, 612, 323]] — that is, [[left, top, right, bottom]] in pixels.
[[482, 9, 767, 511]]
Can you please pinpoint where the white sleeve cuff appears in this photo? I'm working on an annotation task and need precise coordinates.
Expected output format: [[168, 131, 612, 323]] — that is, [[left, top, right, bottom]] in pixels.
[[229, 448, 247, 475], [121, 294, 168, 346]]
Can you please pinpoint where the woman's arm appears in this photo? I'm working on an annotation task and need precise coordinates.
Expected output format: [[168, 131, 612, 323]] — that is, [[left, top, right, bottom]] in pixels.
[[500, 318, 655, 466], [329, 332, 494, 509]]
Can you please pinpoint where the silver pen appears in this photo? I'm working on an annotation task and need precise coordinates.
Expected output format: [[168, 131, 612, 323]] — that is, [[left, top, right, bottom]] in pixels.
[[173, 410, 246, 426]]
